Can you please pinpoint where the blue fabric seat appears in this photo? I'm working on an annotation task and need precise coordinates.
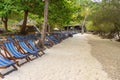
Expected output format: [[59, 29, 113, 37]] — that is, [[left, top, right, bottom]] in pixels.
[[4, 42, 28, 59], [27, 40, 45, 55], [3, 41, 30, 66], [18, 41, 39, 56], [27, 40, 39, 52], [46, 36, 58, 44], [0, 55, 17, 78], [0, 55, 16, 68]]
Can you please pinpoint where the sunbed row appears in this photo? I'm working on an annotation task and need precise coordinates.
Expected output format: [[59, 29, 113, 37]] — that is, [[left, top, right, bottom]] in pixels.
[[0, 31, 77, 78], [0, 37, 45, 78]]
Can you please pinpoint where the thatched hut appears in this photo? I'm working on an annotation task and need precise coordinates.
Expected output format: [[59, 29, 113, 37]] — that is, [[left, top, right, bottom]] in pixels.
[[17, 19, 40, 34]]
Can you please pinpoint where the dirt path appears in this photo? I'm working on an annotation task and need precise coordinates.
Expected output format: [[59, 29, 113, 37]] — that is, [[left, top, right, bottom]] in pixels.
[[86, 34, 120, 80]]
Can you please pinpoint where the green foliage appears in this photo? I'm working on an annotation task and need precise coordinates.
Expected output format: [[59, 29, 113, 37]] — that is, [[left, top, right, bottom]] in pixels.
[[13, 0, 44, 15], [0, 0, 119, 36], [86, 21, 95, 31], [89, 0, 120, 33], [0, 0, 13, 17], [48, 0, 73, 29]]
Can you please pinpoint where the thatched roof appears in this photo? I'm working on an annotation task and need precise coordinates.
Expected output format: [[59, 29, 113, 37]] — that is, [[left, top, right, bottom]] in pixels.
[[17, 19, 37, 26]]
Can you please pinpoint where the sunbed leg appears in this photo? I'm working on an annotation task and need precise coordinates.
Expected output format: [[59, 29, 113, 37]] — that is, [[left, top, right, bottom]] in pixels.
[[26, 58, 30, 62], [0, 73, 4, 78], [37, 54, 41, 57], [27, 57, 32, 61], [12, 65, 18, 70], [41, 51, 45, 55], [16, 62, 20, 67]]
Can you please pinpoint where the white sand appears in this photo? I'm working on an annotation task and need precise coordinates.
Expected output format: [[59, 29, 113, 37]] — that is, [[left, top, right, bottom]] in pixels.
[[1, 34, 111, 80]]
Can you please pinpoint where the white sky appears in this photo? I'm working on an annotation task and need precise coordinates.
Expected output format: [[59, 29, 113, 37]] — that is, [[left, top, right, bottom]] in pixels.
[[91, 0, 102, 2]]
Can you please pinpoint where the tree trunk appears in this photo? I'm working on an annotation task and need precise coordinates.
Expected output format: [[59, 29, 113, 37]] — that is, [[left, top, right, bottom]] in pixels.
[[1, 17, 8, 31], [20, 10, 28, 34], [47, 24, 51, 33], [41, 0, 49, 47], [48, 25, 50, 33], [81, 15, 87, 34]]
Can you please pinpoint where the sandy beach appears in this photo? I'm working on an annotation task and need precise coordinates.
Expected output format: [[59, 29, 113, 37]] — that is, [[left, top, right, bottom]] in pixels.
[[1, 33, 117, 80], [86, 34, 120, 80]]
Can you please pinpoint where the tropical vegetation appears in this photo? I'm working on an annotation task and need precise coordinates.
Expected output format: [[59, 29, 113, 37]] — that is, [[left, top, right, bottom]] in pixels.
[[0, 0, 120, 40]]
